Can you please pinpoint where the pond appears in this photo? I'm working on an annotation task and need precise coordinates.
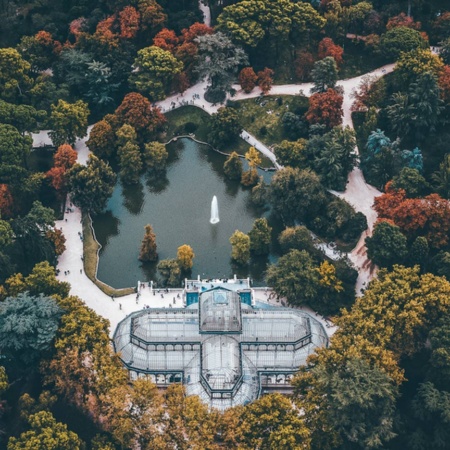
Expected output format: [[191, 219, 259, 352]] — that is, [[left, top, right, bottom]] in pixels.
[[92, 138, 283, 289]]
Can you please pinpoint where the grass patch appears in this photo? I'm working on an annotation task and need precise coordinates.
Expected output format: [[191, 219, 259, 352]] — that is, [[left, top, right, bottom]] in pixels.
[[234, 95, 309, 147], [82, 213, 135, 298], [164, 105, 273, 168]]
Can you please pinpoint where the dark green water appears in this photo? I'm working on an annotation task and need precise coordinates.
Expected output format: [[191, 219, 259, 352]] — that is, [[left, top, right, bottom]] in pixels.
[[93, 138, 281, 289]]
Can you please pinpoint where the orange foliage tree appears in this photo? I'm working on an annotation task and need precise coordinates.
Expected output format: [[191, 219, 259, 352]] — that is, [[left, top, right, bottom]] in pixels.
[[139, 0, 167, 33], [115, 92, 166, 139], [305, 88, 343, 128], [46, 228, 66, 256], [53, 144, 77, 170], [386, 13, 421, 30], [318, 38, 344, 67], [374, 187, 450, 248], [0, 184, 13, 218], [94, 16, 119, 47], [119, 6, 141, 39], [439, 65, 450, 103], [153, 28, 178, 51], [239, 67, 258, 93], [295, 51, 315, 81], [257, 67, 274, 95]]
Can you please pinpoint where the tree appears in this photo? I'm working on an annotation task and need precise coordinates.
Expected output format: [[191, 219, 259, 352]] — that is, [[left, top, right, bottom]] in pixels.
[[195, 32, 248, 98], [17, 31, 61, 73], [53, 144, 77, 170], [223, 152, 243, 180], [119, 6, 141, 39], [248, 218, 272, 255], [230, 230, 250, 265], [67, 155, 116, 214], [295, 51, 315, 81], [439, 65, 450, 103], [281, 113, 307, 141], [269, 167, 326, 224], [0, 184, 13, 218], [0, 100, 46, 134], [223, 393, 311, 450], [251, 177, 267, 206], [0, 48, 31, 101], [305, 89, 343, 129], [49, 100, 89, 147], [279, 226, 316, 254], [86, 120, 116, 159], [7, 411, 83, 450], [366, 220, 408, 268], [157, 259, 181, 287], [153, 28, 179, 51], [144, 142, 168, 172], [209, 107, 242, 150], [118, 141, 142, 185], [115, 92, 167, 141], [380, 26, 427, 61], [257, 67, 274, 95], [311, 57, 338, 94], [274, 139, 307, 168], [433, 154, 450, 199], [177, 244, 195, 270], [266, 249, 319, 307], [238, 67, 258, 93], [139, 224, 158, 262], [241, 146, 261, 187], [0, 220, 13, 250], [408, 236, 429, 267], [0, 292, 62, 368], [394, 48, 444, 85], [386, 13, 421, 31], [131, 46, 183, 100], [318, 38, 343, 67]]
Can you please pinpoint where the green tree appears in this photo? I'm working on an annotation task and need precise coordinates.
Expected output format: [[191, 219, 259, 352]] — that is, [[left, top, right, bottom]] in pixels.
[[209, 107, 242, 150], [49, 99, 89, 147], [0, 100, 46, 134], [266, 249, 319, 307], [311, 57, 338, 94], [67, 155, 116, 214], [269, 167, 326, 224], [248, 218, 272, 255], [0, 123, 32, 172], [223, 151, 243, 180], [177, 244, 195, 270], [87, 120, 116, 159], [118, 141, 142, 185], [157, 259, 181, 287], [0, 292, 62, 368], [408, 236, 429, 268], [0, 48, 31, 101], [7, 410, 83, 450], [230, 230, 250, 264], [195, 32, 248, 98], [251, 177, 267, 206], [274, 139, 307, 168], [139, 224, 158, 262], [281, 112, 306, 140], [433, 154, 450, 199], [131, 46, 183, 101], [366, 221, 408, 268], [279, 226, 316, 255], [392, 167, 428, 198], [394, 48, 444, 85], [380, 26, 427, 61], [144, 142, 168, 172]]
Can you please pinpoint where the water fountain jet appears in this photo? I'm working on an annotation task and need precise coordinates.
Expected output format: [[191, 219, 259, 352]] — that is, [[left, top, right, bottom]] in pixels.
[[210, 196, 219, 224]]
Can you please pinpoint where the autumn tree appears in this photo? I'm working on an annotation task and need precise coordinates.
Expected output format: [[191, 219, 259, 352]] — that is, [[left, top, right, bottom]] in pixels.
[[241, 146, 261, 187], [144, 142, 168, 172], [318, 38, 343, 67], [295, 51, 315, 81], [86, 120, 116, 159], [131, 46, 183, 100], [115, 92, 167, 142], [223, 151, 243, 180], [49, 100, 89, 147], [257, 67, 274, 95], [305, 89, 343, 129], [439, 65, 450, 103], [0, 184, 14, 218], [248, 218, 272, 255], [274, 139, 307, 168], [139, 224, 158, 262], [386, 13, 421, 31], [238, 67, 258, 93], [230, 230, 250, 265], [17, 31, 61, 73], [0, 48, 31, 101], [67, 155, 116, 214], [177, 245, 195, 270], [119, 6, 141, 39], [394, 48, 444, 85], [153, 28, 178, 51], [279, 225, 317, 254], [118, 141, 142, 185], [157, 259, 181, 287]]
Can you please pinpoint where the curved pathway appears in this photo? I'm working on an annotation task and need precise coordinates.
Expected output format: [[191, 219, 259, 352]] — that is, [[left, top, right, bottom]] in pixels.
[[31, 54, 396, 331]]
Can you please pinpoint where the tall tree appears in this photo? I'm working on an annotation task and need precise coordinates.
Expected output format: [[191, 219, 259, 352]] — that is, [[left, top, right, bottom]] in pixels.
[[311, 57, 338, 94], [230, 230, 250, 264], [380, 26, 427, 61], [209, 107, 242, 150], [223, 151, 243, 180], [139, 224, 158, 262], [177, 244, 195, 270], [305, 89, 343, 129], [238, 67, 258, 93], [248, 218, 272, 255], [87, 120, 116, 159], [144, 142, 168, 172]]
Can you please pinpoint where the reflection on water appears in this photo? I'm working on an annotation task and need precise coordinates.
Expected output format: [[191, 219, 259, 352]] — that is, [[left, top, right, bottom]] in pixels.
[[93, 138, 281, 288]]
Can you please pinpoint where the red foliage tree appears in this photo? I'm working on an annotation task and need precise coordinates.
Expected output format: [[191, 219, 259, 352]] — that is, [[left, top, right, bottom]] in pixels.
[[386, 13, 421, 30], [375, 188, 450, 248], [295, 51, 315, 81], [432, 12, 450, 41], [305, 89, 343, 128], [239, 67, 258, 93], [119, 6, 141, 39], [69, 18, 87, 41], [181, 23, 214, 43], [115, 92, 166, 139], [95, 16, 119, 47], [257, 67, 274, 95], [172, 72, 190, 93], [46, 166, 67, 193], [439, 65, 450, 103], [153, 28, 179, 51], [46, 228, 66, 256], [53, 144, 77, 170], [0, 184, 13, 218], [318, 37, 344, 67]]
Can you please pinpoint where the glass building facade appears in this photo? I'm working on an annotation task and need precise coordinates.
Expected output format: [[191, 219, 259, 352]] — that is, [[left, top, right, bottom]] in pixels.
[[113, 285, 328, 410]]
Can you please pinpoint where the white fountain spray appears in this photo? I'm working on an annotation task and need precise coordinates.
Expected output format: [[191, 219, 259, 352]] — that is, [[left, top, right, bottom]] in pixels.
[[210, 195, 219, 224]]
